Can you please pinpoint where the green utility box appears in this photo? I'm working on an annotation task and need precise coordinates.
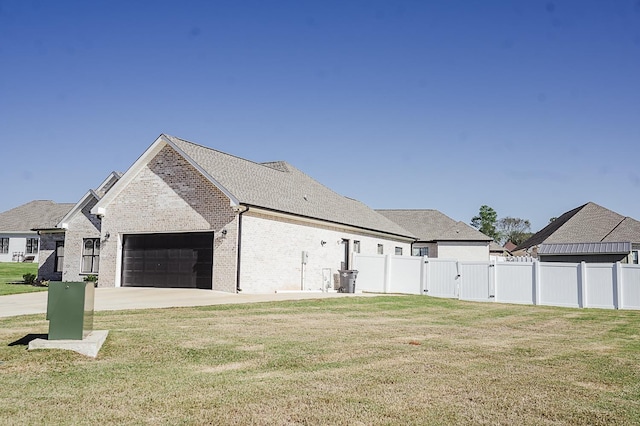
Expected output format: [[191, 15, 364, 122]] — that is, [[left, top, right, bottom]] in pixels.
[[46, 282, 95, 340]]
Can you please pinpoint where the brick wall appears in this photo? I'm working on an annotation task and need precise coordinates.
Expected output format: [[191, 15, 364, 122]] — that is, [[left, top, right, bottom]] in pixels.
[[239, 210, 412, 293], [61, 199, 101, 282], [98, 145, 238, 292], [37, 231, 65, 281]]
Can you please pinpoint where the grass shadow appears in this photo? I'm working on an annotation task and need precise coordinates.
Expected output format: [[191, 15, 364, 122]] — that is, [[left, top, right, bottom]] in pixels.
[[8, 334, 48, 346]]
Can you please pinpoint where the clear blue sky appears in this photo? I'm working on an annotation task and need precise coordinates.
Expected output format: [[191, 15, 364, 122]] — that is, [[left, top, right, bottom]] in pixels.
[[1, 0, 639, 232]]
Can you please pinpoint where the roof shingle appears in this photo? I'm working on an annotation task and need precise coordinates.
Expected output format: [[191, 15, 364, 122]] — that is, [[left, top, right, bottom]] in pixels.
[[0, 201, 74, 232], [166, 135, 414, 238], [517, 202, 640, 250], [376, 209, 491, 242]]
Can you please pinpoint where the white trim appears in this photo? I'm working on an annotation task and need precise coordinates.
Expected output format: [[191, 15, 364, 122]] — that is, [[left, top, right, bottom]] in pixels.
[[91, 135, 168, 215], [91, 134, 240, 216], [58, 189, 99, 229], [114, 233, 122, 287], [95, 171, 122, 194]]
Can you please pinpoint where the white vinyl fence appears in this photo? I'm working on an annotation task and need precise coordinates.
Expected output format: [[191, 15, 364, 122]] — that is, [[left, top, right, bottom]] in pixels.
[[352, 254, 640, 310]]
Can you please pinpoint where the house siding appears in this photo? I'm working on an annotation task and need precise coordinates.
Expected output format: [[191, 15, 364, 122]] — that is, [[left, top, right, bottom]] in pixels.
[[239, 211, 412, 293], [437, 241, 489, 261], [98, 145, 238, 292], [61, 199, 102, 282], [0, 233, 40, 263]]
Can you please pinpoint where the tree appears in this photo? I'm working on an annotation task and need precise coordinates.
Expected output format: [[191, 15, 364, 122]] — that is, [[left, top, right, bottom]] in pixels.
[[497, 217, 532, 246], [470, 205, 500, 241]]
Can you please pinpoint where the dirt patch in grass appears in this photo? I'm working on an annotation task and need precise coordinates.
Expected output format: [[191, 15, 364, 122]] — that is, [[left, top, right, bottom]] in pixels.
[[1, 296, 639, 425]]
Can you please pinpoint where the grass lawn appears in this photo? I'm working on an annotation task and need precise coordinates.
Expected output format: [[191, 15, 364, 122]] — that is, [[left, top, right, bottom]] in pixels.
[[1, 296, 639, 425], [0, 262, 44, 296]]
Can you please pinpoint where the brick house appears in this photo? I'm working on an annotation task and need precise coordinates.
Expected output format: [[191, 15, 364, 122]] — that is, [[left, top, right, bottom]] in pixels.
[[41, 134, 415, 293], [36, 172, 121, 281]]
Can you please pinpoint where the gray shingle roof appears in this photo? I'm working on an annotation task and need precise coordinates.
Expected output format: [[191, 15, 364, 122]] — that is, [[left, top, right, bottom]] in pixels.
[[517, 202, 640, 250], [603, 217, 640, 242], [376, 209, 491, 242], [0, 201, 75, 232], [166, 135, 414, 238]]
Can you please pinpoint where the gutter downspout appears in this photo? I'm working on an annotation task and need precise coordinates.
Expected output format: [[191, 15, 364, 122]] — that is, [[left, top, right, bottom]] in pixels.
[[236, 206, 249, 293]]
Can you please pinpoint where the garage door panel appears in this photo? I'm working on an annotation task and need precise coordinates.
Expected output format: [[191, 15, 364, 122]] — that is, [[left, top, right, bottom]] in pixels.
[[122, 232, 213, 289]]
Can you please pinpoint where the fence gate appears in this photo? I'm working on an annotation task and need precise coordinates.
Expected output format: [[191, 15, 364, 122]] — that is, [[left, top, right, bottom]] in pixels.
[[459, 262, 494, 302], [425, 259, 459, 298]]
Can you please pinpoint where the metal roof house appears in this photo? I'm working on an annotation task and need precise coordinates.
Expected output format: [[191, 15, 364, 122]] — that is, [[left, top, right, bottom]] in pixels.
[[42, 134, 415, 293], [376, 209, 492, 261], [0, 200, 74, 263], [516, 202, 640, 264]]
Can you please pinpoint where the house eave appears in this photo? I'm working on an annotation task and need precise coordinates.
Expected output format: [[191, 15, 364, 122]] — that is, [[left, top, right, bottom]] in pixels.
[[91, 134, 240, 216], [244, 204, 416, 242]]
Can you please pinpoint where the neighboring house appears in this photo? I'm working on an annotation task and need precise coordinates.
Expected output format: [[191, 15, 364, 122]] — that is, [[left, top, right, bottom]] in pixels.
[[376, 209, 492, 261], [0, 200, 74, 263], [489, 242, 512, 261], [35, 172, 122, 282], [516, 202, 640, 264], [503, 241, 517, 252], [46, 134, 415, 293]]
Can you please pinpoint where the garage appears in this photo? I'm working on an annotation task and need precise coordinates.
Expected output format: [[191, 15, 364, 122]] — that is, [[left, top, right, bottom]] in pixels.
[[121, 232, 214, 289]]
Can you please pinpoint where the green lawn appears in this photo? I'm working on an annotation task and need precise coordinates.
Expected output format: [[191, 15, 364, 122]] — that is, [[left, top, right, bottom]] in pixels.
[[0, 262, 45, 296], [1, 295, 639, 425]]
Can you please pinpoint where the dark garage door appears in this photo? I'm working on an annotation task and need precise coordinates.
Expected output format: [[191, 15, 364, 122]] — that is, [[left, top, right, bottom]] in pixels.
[[122, 232, 213, 289]]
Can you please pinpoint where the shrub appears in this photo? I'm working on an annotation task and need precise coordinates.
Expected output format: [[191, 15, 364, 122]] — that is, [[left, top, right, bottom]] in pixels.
[[83, 274, 98, 282], [23, 273, 36, 284]]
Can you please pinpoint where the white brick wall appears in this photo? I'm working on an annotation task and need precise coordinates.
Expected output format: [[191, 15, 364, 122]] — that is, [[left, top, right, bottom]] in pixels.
[[87, 144, 414, 294], [61, 199, 101, 282], [239, 211, 412, 293], [98, 146, 238, 292]]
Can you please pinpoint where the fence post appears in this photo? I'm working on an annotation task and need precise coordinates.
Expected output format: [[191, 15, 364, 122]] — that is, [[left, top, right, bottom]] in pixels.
[[615, 262, 623, 309], [579, 261, 587, 308], [421, 256, 429, 295], [383, 254, 391, 293], [455, 261, 461, 298], [533, 261, 540, 305], [488, 262, 496, 299]]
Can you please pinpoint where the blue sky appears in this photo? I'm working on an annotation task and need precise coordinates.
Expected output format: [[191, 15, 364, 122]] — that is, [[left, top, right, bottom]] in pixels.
[[1, 0, 639, 232]]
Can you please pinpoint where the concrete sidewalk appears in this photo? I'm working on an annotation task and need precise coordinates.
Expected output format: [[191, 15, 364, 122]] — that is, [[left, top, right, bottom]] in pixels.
[[0, 287, 377, 318]]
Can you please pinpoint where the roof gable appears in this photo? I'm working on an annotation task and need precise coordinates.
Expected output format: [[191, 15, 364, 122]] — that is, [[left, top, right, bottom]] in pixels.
[[93, 134, 413, 238], [517, 202, 638, 250]]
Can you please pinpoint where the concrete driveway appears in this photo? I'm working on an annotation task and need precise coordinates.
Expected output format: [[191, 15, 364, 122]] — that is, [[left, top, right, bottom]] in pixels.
[[0, 288, 378, 318]]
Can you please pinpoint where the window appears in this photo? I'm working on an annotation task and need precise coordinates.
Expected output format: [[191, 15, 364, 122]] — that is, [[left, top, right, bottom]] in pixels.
[[412, 247, 429, 257], [54, 241, 64, 272], [26, 238, 39, 254], [82, 238, 100, 273], [395, 247, 403, 255], [0, 238, 8, 254], [633, 250, 639, 265], [353, 240, 361, 254], [377, 244, 384, 255]]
